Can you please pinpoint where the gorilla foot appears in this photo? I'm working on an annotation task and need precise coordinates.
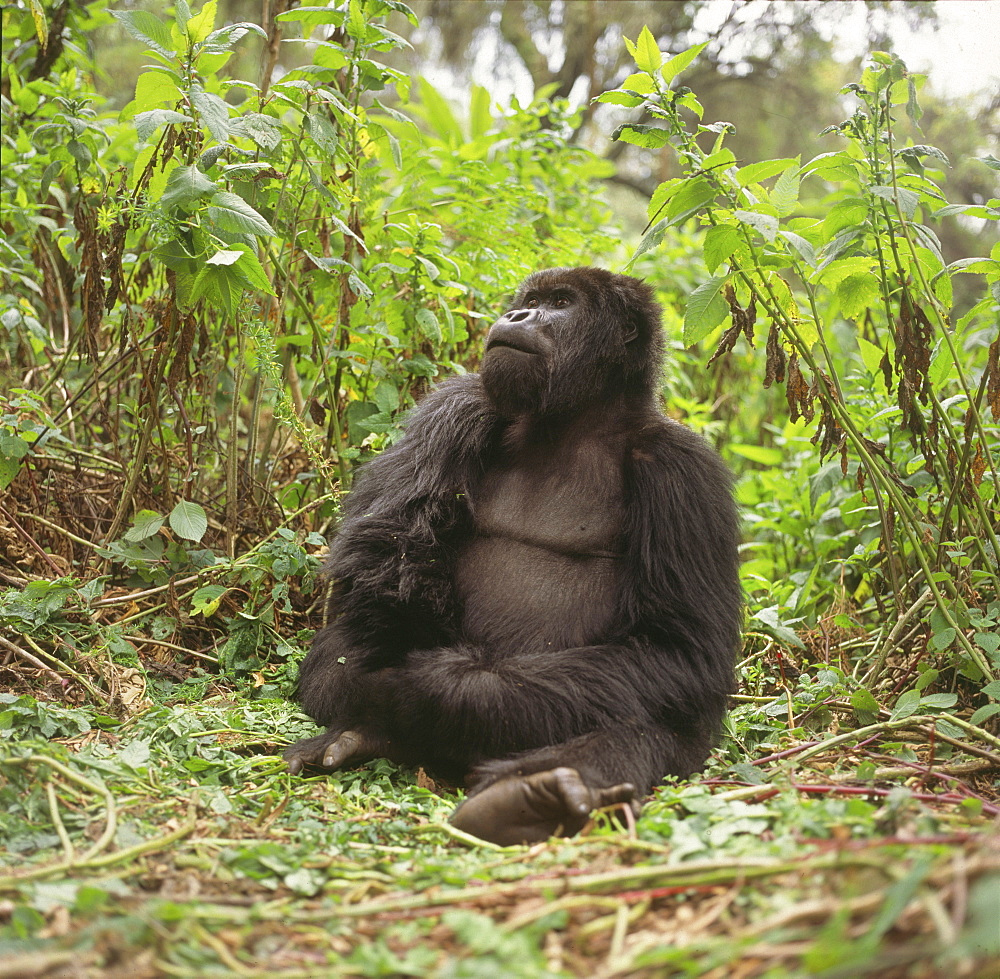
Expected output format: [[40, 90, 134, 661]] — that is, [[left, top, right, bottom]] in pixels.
[[450, 766, 636, 846], [284, 728, 385, 775]]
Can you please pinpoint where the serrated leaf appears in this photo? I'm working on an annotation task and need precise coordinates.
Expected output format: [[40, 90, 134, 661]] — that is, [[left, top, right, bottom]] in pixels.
[[207, 192, 276, 237], [777, 230, 816, 267], [135, 108, 191, 143], [703, 224, 740, 274], [611, 124, 670, 149], [111, 9, 176, 58], [594, 90, 644, 107], [683, 275, 729, 346], [187, 0, 217, 44], [734, 209, 778, 243], [836, 272, 880, 319], [191, 584, 227, 617], [734, 157, 798, 188], [633, 26, 662, 73], [771, 168, 801, 216], [159, 164, 217, 208], [124, 509, 164, 542], [891, 688, 921, 720], [870, 184, 919, 219], [190, 88, 230, 141], [169, 501, 208, 542], [415, 307, 441, 343], [660, 41, 708, 86]]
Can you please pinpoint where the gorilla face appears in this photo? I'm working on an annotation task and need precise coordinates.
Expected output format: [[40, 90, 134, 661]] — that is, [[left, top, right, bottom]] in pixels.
[[480, 267, 663, 418]]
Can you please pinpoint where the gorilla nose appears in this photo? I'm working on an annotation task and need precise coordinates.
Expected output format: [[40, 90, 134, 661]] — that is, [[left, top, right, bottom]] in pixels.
[[485, 320, 547, 355], [501, 308, 542, 325]]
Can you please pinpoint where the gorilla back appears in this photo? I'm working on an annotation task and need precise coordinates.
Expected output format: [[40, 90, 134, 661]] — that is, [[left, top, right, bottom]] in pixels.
[[285, 267, 742, 846]]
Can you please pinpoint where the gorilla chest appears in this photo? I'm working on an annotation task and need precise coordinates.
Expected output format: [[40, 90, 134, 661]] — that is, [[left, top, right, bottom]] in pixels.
[[454, 440, 626, 650]]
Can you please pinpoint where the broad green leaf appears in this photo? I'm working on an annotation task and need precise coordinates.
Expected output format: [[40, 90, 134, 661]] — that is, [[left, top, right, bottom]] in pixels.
[[415, 308, 441, 343], [891, 688, 921, 720], [124, 509, 164, 542], [734, 158, 798, 188], [703, 224, 740, 274], [777, 230, 816, 267], [870, 185, 919, 219], [660, 41, 708, 86], [169, 501, 208, 542], [771, 168, 801, 216], [111, 9, 176, 58], [729, 444, 783, 465], [856, 336, 884, 376], [135, 108, 191, 143], [191, 584, 227, 617], [683, 275, 728, 346], [205, 249, 242, 266], [666, 177, 715, 224], [836, 272, 880, 319], [187, 0, 217, 44], [920, 693, 958, 710], [207, 192, 276, 237], [159, 164, 217, 209], [190, 88, 230, 141], [611, 124, 670, 149], [633, 26, 662, 73], [594, 90, 644, 107], [618, 72, 656, 95], [133, 70, 182, 113], [230, 247, 276, 295], [814, 257, 877, 286], [734, 209, 778, 243]]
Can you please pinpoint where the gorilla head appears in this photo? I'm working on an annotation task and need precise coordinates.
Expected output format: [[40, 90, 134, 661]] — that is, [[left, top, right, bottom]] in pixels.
[[480, 267, 664, 418]]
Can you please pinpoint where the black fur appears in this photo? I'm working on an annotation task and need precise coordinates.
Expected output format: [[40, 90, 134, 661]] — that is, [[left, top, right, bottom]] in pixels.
[[289, 267, 742, 801]]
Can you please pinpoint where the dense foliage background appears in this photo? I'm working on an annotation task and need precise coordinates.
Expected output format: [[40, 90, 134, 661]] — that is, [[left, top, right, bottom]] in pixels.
[[1, 1, 998, 976]]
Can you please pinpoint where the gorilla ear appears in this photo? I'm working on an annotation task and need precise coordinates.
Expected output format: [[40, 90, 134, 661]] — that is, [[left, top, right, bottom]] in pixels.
[[623, 322, 638, 344]]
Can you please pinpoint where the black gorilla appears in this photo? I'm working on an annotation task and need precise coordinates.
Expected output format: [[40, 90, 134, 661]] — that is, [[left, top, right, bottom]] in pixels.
[[285, 267, 741, 845]]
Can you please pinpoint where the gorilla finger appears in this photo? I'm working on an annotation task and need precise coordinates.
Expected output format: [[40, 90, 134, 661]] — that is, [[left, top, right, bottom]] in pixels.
[[286, 756, 304, 776], [593, 781, 636, 809], [323, 730, 362, 768], [549, 767, 591, 816]]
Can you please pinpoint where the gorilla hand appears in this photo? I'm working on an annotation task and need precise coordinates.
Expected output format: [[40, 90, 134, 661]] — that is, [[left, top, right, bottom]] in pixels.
[[283, 728, 387, 775], [450, 767, 636, 846]]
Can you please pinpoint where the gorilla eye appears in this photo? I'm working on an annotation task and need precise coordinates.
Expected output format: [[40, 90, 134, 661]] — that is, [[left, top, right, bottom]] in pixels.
[[553, 296, 570, 309], [526, 297, 539, 308]]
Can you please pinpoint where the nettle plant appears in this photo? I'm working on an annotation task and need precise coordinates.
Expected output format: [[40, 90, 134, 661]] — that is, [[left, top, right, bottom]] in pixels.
[[599, 34, 999, 706]]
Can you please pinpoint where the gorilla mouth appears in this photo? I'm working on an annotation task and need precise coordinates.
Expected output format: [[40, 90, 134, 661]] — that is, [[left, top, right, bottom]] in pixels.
[[487, 339, 538, 355]]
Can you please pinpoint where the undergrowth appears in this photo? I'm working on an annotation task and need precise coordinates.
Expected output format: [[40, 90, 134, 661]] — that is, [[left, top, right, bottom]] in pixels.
[[1, 3, 999, 977]]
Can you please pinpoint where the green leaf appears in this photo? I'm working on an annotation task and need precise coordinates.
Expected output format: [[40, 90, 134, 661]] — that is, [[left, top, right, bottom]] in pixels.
[[777, 230, 815, 267], [683, 275, 728, 345], [771, 168, 801, 216], [133, 70, 182, 113], [159, 164, 217, 209], [124, 510, 165, 542], [611, 124, 670, 149], [734, 209, 778, 243], [618, 71, 656, 96], [207, 192, 276, 237], [135, 108, 191, 143], [660, 41, 708, 86], [190, 88, 230, 141], [415, 307, 441, 343], [703, 224, 740, 274], [187, 0, 217, 45], [919, 693, 958, 710], [734, 158, 798, 188], [111, 9, 177, 58], [836, 272, 880, 319], [594, 90, 645, 108], [633, 27, 662, 73], [870, 185, 919, 219], [191, 584, 227, 617], [169, 501, 208, 542], [970, 704, 1000, 726], [891, 688, 921, 720]]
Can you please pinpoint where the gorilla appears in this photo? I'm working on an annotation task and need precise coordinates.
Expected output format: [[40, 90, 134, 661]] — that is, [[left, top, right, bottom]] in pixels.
[[284, 267, 741, 846]]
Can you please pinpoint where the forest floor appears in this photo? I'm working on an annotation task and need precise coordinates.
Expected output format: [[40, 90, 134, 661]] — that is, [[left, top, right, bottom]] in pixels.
[[1, 659, 999, 978]]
